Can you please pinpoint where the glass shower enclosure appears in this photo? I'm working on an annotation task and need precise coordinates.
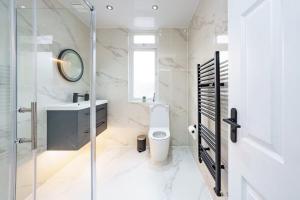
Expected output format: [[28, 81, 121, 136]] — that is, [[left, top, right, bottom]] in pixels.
[[0, 0, 97, 199], [0, 0, 13, 199]]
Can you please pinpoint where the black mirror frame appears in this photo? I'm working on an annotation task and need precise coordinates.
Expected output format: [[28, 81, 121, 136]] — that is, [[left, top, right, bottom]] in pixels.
[[57, 49, 84, 82]]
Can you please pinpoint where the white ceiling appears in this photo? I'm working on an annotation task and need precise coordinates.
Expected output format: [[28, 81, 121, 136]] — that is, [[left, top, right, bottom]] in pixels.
[[61, 0, 200, 29]]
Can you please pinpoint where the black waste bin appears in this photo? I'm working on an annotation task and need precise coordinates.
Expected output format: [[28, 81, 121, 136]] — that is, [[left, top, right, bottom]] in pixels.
[[137, 135, 146, 152]]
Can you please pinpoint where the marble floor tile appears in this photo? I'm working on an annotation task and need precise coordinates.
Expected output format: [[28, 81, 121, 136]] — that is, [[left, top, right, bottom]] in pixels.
[[30, 146, 212, 200]]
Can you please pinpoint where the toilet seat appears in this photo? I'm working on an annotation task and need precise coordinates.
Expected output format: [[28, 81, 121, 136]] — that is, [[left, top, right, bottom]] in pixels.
[[149, 128, 170, 140]]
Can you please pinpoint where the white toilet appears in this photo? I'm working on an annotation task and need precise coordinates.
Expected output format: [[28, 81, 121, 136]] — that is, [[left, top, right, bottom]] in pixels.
[[148, 104, 170, 163]]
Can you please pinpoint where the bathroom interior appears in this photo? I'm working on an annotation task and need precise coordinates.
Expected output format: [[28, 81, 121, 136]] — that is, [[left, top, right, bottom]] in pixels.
[[2, 0, 228, 199], [2, 0, 299, 200]]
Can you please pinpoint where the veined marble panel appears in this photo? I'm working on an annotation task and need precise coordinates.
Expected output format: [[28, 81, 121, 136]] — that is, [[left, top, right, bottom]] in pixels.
[[96, 28, 188, 146], [158, 29, 188, 146]]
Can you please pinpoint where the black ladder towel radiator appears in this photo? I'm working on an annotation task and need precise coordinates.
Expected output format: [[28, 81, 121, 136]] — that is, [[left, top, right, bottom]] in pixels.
[[197, 51, 225, 196]]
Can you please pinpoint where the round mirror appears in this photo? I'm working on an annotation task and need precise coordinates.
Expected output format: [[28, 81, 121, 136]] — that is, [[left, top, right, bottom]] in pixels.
[[57, 49, 84, 82]]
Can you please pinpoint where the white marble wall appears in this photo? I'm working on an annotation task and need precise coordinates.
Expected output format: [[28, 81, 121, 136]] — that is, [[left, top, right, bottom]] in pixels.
[[188, 0, 229, 196], [158, 29, 189, 145], [35, 0, 91, 152], [95, 28, 188, 147]]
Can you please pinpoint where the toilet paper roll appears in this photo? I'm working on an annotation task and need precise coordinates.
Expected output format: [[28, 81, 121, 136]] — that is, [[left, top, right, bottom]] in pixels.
[[188, 125, 197, 140]]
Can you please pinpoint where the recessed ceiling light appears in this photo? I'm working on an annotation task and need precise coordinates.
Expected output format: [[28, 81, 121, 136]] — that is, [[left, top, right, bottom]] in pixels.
[[152, 5, 159, 10], [20, 5, 26, 9], [106, 5, 114, 10]]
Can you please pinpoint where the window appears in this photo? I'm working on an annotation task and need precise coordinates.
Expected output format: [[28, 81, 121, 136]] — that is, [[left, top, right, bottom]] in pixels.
[[129, 33, 157, 102], [133, 35, 156, 44]]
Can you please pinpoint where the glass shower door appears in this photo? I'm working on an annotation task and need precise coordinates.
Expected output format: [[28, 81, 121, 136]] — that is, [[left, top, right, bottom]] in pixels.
[[15, 0, 38, 199], [0, 0, 13, 199], [9, 0, 96, 199]]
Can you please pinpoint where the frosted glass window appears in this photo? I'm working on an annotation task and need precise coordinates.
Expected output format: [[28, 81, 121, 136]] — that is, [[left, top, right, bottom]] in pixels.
[[133, 50, 155, 99], [133, 35, 156, 44]]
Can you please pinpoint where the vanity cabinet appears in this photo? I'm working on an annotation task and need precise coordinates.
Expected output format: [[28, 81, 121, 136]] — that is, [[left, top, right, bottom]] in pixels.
[[47, 103, 107, 150]]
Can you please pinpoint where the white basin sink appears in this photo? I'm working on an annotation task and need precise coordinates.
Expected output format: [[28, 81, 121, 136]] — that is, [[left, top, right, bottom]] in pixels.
[[47, 100, 108, 111]]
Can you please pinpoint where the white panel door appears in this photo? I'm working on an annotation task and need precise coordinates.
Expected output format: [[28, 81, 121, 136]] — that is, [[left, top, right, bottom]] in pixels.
[[228, 0, 300, 199]]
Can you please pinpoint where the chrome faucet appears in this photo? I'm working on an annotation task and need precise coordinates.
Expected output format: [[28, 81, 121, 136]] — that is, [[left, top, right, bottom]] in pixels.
[[152, 92, 156, 102], [73, 93, 89, 103]]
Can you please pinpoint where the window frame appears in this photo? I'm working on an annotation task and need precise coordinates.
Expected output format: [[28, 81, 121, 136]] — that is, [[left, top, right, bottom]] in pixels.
[[128, 32, 159, 102]]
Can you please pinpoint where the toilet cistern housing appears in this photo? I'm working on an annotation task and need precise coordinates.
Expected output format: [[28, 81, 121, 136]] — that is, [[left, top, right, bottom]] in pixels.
[[149, 104, 169, 127]]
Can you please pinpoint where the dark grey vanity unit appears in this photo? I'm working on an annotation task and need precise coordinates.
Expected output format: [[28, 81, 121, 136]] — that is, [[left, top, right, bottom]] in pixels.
[[47, 103, 107, 150]]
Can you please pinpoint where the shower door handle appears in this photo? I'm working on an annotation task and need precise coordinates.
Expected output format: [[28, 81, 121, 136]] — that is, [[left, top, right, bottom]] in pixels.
[[223, 108, 241, 143], [16, 102, 37, 150]]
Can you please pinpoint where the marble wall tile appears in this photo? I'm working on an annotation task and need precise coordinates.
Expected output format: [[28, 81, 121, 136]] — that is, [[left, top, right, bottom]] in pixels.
[[96, 28, 189, 147], [158, 29, 188, 146], [187, 0, 229, 196], [35, 7, 91, 154], [95, 29, 148, 146]]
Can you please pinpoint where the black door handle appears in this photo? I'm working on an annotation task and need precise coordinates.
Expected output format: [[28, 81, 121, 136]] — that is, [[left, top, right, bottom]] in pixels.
[[223, 108, 241, 143], [223, 119, 241, 129]]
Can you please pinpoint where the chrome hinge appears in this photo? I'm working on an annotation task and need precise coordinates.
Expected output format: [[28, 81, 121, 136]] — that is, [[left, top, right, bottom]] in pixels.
[[15, 138, 32, 144], [18, 107, 32, 113]]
